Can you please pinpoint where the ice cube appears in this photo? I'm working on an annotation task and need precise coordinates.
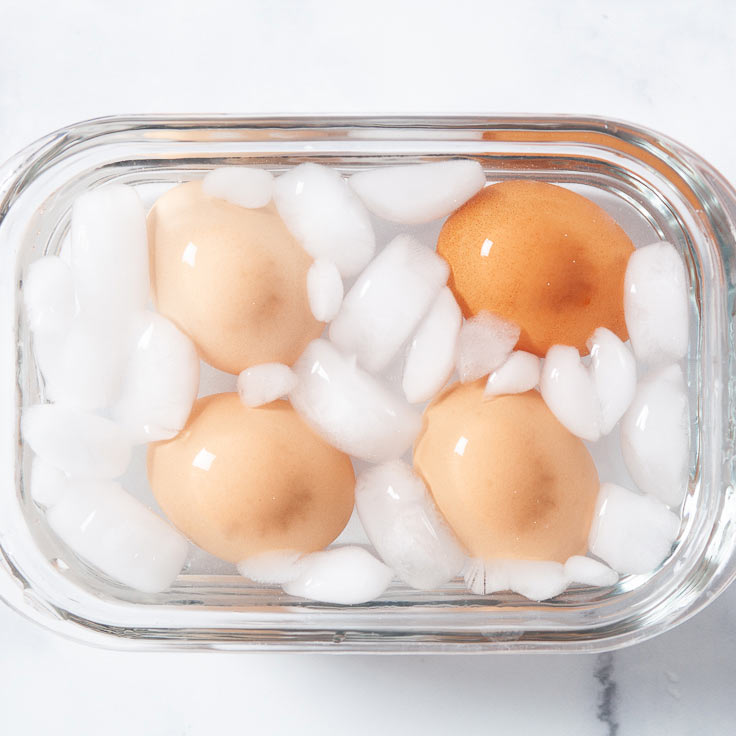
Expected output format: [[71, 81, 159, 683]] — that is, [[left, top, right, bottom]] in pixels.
[[289, 340, 421, 462], [564, 555, 619, 587], [402, 287, 462, 403], [24, 256, 78, 400], [505, 560, 569, 601], [237, 550, 305, 584], [21, 404, 132, 479], [237, 362, 298, 408], [355, 460, 465, 590], [620, 364, 689, 506], [29, 456, 70, 508], [624, 242, 689, 366], [49, 314, 128, 410], [330, 234, 449, 373], [306, 259, 343, 322], [349, 159, 486, 224], [587, 327, 637, 435], [540, 345, 601, 441], [457, 311, 520, 383], [46, 480, 189, 593], [484, 350, 540, 399], [23, 256, 76, 334], [273, 163, 375, 277], [71, 185, 150, 319], [464, 559, 569, 601], [112, 312, 200, 443], [282, 546, 394, 604], [588, 482, 680, 574], [202, 166, 273, 208]]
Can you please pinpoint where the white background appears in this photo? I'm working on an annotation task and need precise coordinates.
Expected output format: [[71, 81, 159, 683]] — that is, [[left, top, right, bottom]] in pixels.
[[2, 1, 736, 734]]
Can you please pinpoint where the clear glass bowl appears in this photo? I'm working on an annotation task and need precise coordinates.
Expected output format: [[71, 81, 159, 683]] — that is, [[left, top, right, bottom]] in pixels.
[[1, 114, 735, 652]]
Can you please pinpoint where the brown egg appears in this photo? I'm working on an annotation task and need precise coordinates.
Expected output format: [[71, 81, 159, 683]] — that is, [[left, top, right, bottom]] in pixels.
[[437, 180, 634, 356], [413, 382, 598, 562], [148, 181, 323, 374], [147, 393, 355, 562]]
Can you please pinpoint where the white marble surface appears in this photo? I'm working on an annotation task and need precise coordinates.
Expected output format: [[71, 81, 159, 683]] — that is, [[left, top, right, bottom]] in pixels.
[[1, 1, 736, 733]]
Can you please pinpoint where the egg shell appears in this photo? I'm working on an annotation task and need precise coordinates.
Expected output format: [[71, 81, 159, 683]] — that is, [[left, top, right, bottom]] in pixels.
[[148, 181, 322, 374], [147, 393, 355, 562], [413, 382, 599, 561], [437, 180, 635, 356]]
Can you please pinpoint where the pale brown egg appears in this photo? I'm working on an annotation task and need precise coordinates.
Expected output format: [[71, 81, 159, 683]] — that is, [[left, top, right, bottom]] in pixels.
[[148, 181, 323, 374], [147, 392, 355, 562], [437, 180, 634, 356], [413, 382, 599, 562]]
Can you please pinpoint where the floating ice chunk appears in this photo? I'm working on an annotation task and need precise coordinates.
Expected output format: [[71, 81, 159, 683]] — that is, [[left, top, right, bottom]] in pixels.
[[306, 259, 343, 322], [71, 185, 150, 318], [587, 327, 636, 435], [24, 257, 77, 400], [30, 456, 69, 508], [505, 560, 569, 601], [202, 166, 273, 208], [624, 242, 689, 366], [50, 315, 128, 410], [290, 340, 420, 462], [282, 546, 393, 604], [46, 480, 189, 593], [484, 350, 540, 399], [330, 235, 449, 372], [564, 555, 619, 587], [540, 345, 601, 441], [464, 559, 569, 601], [273, 163, 375, 277], [237, 550, 305, 584], [112, 312, 200, 443], [355, 461, 465, 590], [620, 364, 689, 506], [22, 404, 132, 479], [349, 160, 485, 224], [23, 256, 76, 334], [457, 311, 520, 383], [588, 483, 680, 574], [237, 362, 297, 408], [402, 287, 462, 403]]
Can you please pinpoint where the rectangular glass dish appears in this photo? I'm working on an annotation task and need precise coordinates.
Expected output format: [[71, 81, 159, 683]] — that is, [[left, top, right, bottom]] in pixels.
[[1, 114, 736, 653]]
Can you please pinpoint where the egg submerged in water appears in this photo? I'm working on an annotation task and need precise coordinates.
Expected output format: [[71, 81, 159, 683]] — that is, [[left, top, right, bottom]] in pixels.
[[146, 393, 356, 563], [413, 382, 599, 562], [147, 181, 323, 374], [437, 180, 635, 356]]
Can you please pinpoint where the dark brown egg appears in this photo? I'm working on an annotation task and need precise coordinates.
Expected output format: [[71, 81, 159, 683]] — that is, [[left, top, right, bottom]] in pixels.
[[437, 180, 634, 356]]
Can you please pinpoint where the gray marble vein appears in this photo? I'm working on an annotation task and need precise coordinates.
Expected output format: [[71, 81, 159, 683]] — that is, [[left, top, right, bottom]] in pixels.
[[595, 653, 619, 736]]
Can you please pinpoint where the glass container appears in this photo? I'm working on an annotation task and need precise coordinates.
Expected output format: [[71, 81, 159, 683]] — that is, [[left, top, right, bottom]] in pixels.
[[1, 114, 735, 652]]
